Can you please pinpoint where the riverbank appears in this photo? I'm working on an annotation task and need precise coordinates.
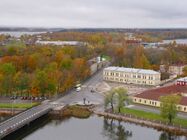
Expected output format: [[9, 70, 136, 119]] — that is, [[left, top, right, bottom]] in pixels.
[[94, 110, 187, 136], [121, 107, 187, 127], [50, 105, 93, 119], [49, 103, 187, 135], [0, 103, 38, 109], [0, 103, 39, 116]]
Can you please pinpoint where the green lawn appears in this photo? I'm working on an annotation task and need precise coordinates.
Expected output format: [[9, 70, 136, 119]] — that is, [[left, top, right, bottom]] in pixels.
[[102, 55, 111, 61], [121, 107, 187, 128], [0, 103, 39, 109]]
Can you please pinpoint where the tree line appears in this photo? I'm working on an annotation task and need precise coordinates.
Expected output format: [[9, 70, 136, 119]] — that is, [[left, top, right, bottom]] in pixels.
[[0, 45, 90, 97]]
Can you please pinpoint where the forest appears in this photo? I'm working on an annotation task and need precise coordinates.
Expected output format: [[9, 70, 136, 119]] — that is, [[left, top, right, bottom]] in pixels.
[[0, 31, 187, 97], [0, 44, 91, 97]]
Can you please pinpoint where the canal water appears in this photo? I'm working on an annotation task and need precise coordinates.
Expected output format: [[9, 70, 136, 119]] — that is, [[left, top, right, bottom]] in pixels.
[[4, 115, 186, 140]]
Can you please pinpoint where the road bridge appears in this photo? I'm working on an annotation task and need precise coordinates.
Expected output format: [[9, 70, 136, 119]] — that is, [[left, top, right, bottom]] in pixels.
[[0, 103, 56, 139]]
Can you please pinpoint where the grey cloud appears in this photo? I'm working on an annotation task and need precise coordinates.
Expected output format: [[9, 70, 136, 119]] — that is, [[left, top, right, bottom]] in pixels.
[[0, 0, 187, 28]]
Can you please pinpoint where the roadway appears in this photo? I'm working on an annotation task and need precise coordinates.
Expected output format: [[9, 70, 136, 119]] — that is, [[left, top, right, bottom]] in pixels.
[[0, 103, 52, 138], [0, 64, 108, 139], [56, 68, 105, 105]]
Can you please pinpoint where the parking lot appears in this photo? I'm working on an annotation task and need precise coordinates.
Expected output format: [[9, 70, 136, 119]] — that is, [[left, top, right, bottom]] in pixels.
[[0, 96, 47, 104], [96, 81, 150, 96]]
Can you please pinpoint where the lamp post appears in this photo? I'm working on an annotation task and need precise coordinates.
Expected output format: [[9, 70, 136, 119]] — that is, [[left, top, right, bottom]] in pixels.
[[11, 94, 15, 116], [11, 99, 13, 116]]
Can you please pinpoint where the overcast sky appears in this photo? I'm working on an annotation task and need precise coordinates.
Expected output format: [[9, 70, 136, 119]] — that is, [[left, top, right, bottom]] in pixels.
[[0, 0, 187, 28]]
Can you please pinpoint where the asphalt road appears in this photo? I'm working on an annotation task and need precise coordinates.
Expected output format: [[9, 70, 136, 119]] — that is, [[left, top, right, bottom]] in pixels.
[[56, 68, 105, 105], [0, 65, 108, 138]]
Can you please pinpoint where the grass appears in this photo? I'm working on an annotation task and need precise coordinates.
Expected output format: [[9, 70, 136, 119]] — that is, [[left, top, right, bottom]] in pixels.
[[102, 55, 111, 61], [63, 105, 92, 118], [121, 107, 187, 128], [0, 103, 39, 109]]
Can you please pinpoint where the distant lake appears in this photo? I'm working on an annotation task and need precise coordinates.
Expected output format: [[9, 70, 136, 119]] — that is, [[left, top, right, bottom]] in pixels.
[[163, 39, 187, 44], [0, 31, 46, 37]]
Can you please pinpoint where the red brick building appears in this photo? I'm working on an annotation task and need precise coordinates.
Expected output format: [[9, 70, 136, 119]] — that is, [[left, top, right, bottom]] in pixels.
[[176, 77, 187, 86], [133, 85, 187, 112]]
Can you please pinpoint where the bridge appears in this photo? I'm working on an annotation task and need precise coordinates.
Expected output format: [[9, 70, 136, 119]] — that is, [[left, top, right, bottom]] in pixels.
[[0, 103, 60, 139]]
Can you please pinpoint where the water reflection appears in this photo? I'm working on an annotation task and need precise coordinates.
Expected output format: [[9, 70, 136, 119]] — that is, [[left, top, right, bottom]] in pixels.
[[159, 132, 186, 140], [1, 115, 186, 140], [103, 118, 132, 140]]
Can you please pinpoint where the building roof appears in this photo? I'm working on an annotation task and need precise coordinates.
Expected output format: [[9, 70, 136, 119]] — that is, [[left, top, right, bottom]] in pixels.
[[177, 77, 187, 82], [36, 40, 86, 46], [135, 85, 187, 106], [104, 66, 160, 75]]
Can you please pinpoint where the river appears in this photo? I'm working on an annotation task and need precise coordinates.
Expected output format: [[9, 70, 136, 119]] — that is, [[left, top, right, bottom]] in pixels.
[[3, 115, 186, 140], [163, 39, 187, 45], [0, 31, 46, 37]]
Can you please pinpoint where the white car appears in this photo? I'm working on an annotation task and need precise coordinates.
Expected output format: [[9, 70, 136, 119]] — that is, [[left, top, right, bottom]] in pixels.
[[76, 87, 81, 92]]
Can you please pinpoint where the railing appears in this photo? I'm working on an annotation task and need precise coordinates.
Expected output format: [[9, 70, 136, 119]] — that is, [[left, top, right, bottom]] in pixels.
[[0, 105, 52, 139]]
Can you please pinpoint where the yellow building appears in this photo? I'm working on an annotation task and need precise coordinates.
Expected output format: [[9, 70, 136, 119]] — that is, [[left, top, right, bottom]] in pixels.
[[103, 67, 161, 86], [133, 85, 187, 113]]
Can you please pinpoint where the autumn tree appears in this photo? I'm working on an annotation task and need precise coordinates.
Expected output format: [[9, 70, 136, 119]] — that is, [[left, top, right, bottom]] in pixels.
[[104, 89, 116, 112], [72, 58, 90, 81], [183, 66, 187, 76], [14, 72, 30, 96], [141, 54, 151, 69], [0, 63, 16, 96], [115, 87, 129, 113], [133, 46, 151, 69], [32, 70, 48, 97], [160, 95, 181, 123]]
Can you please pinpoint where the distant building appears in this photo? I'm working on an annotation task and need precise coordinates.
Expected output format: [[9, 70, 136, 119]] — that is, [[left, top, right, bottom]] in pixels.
[[124, 33, 142, 46], [88, 57, 108, 75], [176, 77, 187, 86], [133, 85, 187, 113], [159, 65, 167, 73], [168, 64, 187, 76], [36, 40, 87, 46], [103, 67, 161, 86]]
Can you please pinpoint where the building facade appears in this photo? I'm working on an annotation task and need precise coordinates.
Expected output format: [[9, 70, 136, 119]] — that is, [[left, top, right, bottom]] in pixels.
[[176, 77, 187, 86], [103, 67, 161, 86], [168, 64, 187, 76], [133, 85, 187, 113]]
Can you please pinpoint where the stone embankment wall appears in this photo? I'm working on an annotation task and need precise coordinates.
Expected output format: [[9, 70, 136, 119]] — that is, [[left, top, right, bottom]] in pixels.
[[94, 111, 187, 136]]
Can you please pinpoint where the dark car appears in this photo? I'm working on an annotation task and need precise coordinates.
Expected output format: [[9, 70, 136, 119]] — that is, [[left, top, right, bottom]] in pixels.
[[91, 89, 95, 93]]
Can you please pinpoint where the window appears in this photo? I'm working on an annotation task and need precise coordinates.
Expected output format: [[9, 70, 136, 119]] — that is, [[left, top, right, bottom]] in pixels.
[[133, 75, 136, 78], [144, 100, 146, 103], [184, 107, 186, 111], [139, 99, 141, 102]]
